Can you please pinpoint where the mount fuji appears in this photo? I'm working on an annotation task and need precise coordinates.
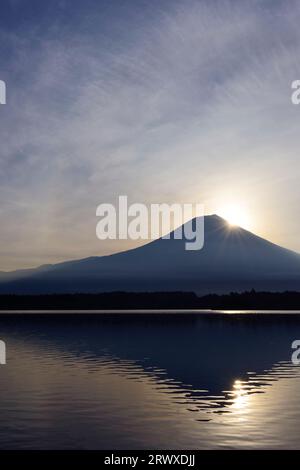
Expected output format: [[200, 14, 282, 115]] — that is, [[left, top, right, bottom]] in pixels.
[[0, 215, 300, 294]]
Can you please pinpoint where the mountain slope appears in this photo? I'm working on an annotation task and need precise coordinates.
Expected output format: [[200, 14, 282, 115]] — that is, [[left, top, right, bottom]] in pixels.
[[1, 215, 300, 294]]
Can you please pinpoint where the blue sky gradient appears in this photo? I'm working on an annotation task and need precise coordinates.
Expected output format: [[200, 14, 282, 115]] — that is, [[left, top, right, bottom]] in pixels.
[[0, 0, 300, 270]]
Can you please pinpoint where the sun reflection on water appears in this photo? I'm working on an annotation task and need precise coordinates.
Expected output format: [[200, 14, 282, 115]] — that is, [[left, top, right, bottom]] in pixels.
[[231, 379, 249, 411]]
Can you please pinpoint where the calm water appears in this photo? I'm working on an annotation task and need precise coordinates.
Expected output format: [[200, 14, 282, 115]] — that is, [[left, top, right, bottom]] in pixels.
[[0, 311, 300, 449]]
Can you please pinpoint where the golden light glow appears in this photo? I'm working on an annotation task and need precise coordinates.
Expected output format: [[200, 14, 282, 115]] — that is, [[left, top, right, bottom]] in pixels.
[[217, 204, 251, 230], [231, 379, 249, 411]]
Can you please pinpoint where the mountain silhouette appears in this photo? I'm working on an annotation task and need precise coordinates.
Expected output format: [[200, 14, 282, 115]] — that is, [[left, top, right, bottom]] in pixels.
[[1, 214, 300, 294]]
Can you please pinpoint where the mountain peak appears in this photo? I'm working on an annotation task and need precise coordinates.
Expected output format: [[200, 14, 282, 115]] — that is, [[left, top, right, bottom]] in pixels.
[[0, 212, 300, 294]]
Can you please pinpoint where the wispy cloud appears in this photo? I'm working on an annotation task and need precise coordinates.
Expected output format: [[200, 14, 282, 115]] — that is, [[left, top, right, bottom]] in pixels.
[[1, 0, 300, 269]]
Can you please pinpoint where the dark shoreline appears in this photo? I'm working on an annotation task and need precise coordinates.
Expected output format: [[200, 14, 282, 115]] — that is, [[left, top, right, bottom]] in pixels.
[[1, 310, 300, 316], [1, 290, 300, 310]]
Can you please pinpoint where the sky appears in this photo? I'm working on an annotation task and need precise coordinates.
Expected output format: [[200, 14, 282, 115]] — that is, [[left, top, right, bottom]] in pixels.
[[0, 0, 300, 271]]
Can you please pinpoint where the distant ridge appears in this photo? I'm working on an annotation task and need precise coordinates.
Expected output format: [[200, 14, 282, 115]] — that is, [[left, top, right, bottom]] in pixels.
[[1, 291, 300, 310], [0, 215, 300, 294]]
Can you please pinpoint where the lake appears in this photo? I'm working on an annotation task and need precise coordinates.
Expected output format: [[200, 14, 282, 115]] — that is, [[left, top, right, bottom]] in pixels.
[[0, 311, 300, 449]]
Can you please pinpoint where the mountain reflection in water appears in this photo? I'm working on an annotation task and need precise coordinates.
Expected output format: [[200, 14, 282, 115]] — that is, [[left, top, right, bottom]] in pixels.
[[0, 312, 300, 449]]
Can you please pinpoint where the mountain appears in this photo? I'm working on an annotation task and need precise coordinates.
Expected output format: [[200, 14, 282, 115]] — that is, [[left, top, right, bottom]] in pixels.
[[1, 214, 300, 294]]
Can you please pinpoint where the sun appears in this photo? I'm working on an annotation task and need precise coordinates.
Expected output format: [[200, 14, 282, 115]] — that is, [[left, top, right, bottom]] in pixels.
[[217, 204, 251, 229]]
